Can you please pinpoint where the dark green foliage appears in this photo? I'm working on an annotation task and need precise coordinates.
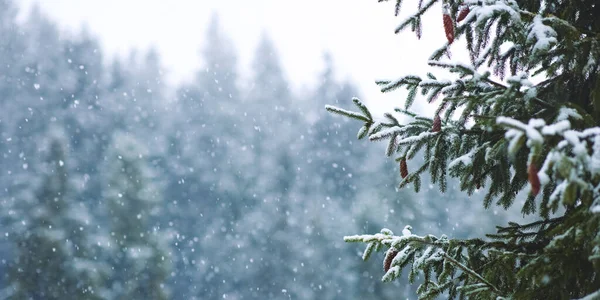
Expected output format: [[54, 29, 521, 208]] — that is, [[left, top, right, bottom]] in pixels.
[[332, 0, 600, 298]]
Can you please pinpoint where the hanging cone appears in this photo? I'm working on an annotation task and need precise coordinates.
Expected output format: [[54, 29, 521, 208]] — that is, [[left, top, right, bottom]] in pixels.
[[443, 5, 455, 44], [384, 248, 399, 272], [400, 158, 409, 179], [432, 115, 442, 132], [456, 5, 470, 22], [528, 163, 541, 196]]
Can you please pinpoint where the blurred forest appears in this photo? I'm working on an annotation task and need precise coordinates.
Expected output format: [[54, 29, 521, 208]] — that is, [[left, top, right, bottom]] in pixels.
[[0, 2, 519, 299]]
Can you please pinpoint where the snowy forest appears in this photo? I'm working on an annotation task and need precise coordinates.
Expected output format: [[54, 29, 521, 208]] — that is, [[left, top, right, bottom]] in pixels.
[[0, 1, 539, 299]]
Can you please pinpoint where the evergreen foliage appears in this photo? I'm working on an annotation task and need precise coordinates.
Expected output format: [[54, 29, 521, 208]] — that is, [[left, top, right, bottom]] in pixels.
[[329, 0, 600, 298]]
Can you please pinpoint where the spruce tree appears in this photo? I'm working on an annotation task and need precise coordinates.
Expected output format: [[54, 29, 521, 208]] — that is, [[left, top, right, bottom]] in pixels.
[[7, 130, 104, 299], [104, 132, 171, 299], [245, 34, 296, 206], [167, 14, 244, 298], [327, 1, 600, 298]]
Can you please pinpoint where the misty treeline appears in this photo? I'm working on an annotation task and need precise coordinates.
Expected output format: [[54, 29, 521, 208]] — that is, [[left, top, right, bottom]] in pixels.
[[0, 1, 517, 299]]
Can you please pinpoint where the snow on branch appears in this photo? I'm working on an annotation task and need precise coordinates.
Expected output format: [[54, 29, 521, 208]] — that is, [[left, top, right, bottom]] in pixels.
[[325, 105, 370, 122], [496, 117, 544, 147], [468, 0, 522, 26], [448, 143, 489, 169], [527, 15, 558, 55]]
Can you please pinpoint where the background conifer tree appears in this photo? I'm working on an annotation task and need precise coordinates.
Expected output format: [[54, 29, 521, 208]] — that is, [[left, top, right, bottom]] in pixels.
[[104, 132, 171, 299], [328, 0, 600, 298], [7, 130, 104, 299]]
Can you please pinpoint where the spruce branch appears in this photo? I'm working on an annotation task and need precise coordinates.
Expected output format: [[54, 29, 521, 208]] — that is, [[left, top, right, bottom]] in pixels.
[[393, 0, 437, 34], [332, 0, 600, 298], [441, 252, 503, 297], [324, 105, 370, 122], [345, 227, 520, 298]]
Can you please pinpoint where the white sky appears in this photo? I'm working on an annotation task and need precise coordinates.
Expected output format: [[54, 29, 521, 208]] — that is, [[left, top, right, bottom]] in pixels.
[[18, 0, 446, 115]]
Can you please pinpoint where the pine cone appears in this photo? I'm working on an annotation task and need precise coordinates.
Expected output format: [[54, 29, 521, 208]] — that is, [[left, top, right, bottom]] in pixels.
[[400, 158, 408, 179], [456, 6, 470, 22], [528, 163, 541, 196], [443, 12, 454, 44], [384, 248, 399, 272], [432, 115, 442, 132]]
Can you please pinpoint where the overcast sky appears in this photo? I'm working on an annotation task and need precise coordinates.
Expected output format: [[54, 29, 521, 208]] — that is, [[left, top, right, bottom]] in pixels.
[[18, 0, 446, 114]]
